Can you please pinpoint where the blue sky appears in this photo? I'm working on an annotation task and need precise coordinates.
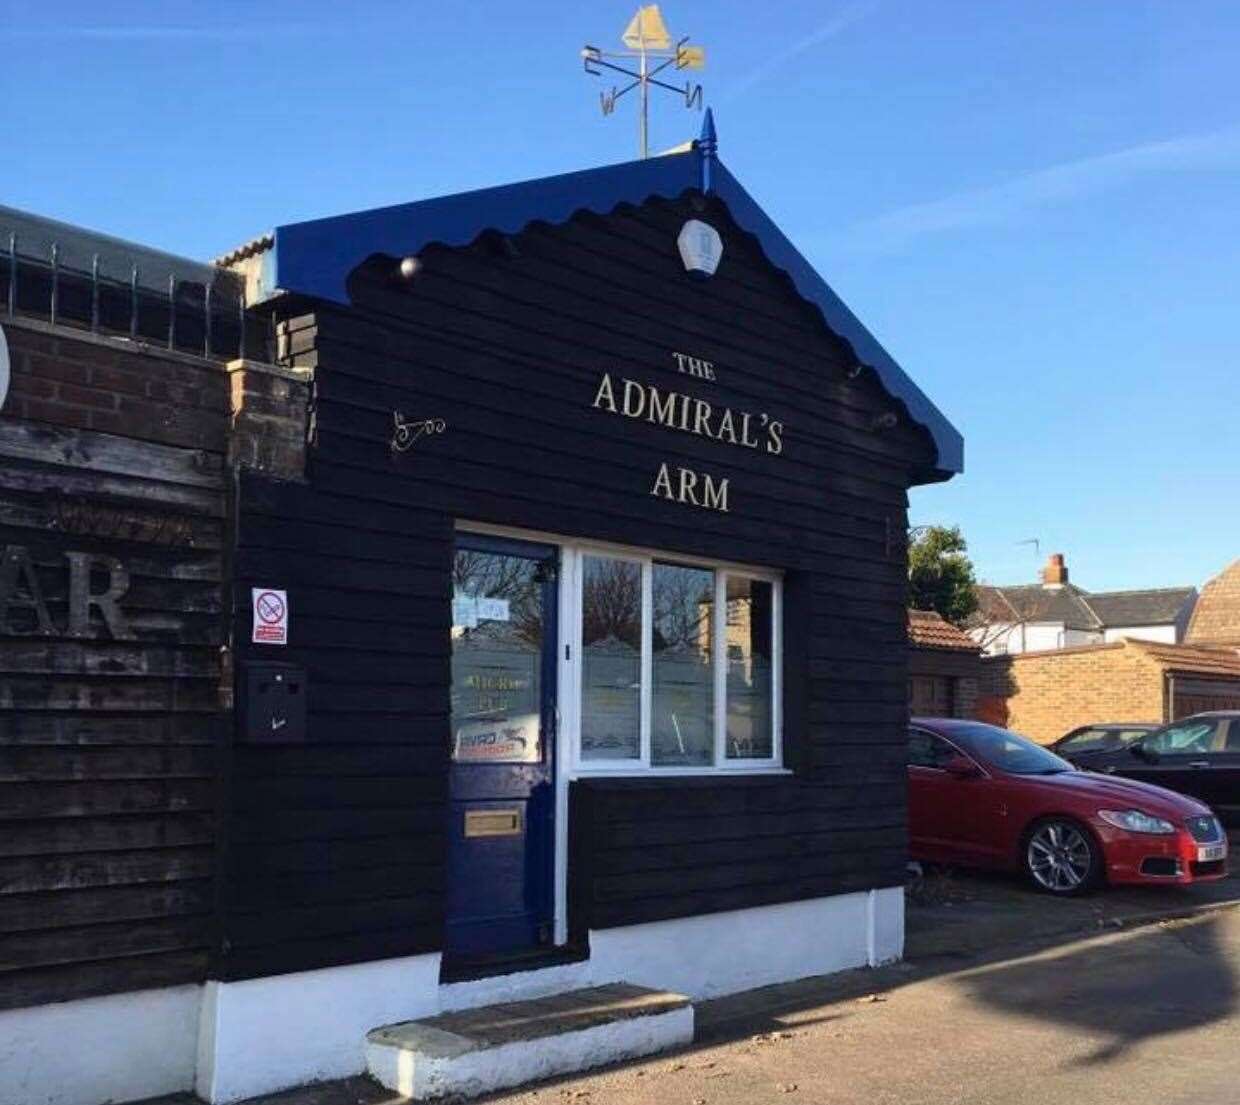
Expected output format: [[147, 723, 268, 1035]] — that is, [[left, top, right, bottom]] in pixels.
[[3, 1, 1237, 592]]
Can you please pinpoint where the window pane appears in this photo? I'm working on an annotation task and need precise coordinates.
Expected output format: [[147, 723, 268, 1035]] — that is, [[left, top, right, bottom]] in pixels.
[[725, 576, 774, 759], [1146, 721, 1218, 755], [450, 550, 543, 763], [581, 556, 642, 760], [1059, 729, 1110, 753], [652, 563, 714, 766]]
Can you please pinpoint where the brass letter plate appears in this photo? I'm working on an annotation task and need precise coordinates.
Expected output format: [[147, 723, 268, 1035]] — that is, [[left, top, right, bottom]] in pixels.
[[464, 808, 522, 838]]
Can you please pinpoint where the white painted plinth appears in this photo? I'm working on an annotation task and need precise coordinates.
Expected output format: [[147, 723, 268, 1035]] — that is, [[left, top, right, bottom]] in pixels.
[[0, 887, 902, 1105], [0, 984, 200, 1105], [195, 951, 442, 1104], [366, 1004, 694, 1101], [590, 887, 904, 999]]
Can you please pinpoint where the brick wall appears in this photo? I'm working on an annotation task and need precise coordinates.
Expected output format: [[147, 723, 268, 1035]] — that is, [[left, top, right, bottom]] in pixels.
[[226, 359, 311, 480], [5, 321, 229, 449], [979, 641, 1166, 744]]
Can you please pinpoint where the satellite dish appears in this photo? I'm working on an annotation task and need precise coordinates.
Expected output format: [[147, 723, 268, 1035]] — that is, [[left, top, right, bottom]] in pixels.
[[0, 324, 8, 412]]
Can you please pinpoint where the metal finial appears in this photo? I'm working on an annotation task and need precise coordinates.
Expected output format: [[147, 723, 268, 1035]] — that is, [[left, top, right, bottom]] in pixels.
[[699, 106, 717, 149], [697, 107, 717, 192], [581, 6, 705, 159]]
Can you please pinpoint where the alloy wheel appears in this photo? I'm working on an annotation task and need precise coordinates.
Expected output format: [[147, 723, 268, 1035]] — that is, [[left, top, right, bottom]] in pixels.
[[1026, 821, 1094, 893]]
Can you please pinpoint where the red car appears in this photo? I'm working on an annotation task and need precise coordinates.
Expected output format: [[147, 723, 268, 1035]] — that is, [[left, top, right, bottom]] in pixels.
[[909, 718, 1228, 894]]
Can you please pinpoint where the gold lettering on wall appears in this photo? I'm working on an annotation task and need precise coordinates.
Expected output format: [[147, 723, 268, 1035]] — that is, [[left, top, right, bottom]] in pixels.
[[591, 372, 783, 455], [650, 462, 730, 513], [589, 353, 786, 516]]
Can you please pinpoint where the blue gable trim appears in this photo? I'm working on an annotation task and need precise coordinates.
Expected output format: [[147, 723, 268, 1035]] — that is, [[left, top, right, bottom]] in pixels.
[[268, 144, 962, 477], [709, 164, 963, 477]]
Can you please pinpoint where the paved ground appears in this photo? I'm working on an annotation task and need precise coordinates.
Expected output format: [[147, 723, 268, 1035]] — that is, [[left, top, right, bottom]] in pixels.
[[151, 842, 1240, 1105]]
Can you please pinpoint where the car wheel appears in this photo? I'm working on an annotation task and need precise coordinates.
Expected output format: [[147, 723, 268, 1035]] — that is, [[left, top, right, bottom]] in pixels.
[[1022, 818, 1101, 895]]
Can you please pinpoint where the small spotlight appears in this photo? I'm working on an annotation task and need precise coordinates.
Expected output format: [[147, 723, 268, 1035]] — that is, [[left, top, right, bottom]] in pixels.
[[846, 362, 865, 379], [870, 411, 898, 430], [399, 256, 422, 280]]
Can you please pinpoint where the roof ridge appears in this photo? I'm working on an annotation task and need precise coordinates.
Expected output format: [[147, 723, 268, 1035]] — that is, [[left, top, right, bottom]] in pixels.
[[1090, 585, 1195, 597]]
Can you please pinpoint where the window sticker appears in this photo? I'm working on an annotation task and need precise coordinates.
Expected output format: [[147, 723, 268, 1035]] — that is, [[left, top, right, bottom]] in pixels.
[[452, 595, 479, 629], [476, 596, 510, 622]]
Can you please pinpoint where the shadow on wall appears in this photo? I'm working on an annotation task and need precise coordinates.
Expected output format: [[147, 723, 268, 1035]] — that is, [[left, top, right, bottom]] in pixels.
[[975, 656, 1015, 726], [954, 914, 1237, 1067], [973, 695, 1009, 727]]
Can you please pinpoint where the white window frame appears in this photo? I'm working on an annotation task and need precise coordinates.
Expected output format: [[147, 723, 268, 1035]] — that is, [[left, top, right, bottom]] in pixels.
[[568, 540, 784, 778], [456, 521, 786, 947]]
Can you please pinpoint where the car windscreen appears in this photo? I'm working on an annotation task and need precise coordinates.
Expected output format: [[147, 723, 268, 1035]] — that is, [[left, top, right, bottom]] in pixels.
[[1061, 727, 1150, 754], [946, 722, 1074, 775]]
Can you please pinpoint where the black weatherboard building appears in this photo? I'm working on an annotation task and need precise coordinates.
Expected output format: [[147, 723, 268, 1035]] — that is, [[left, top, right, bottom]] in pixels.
[[0, 115, 962, 1105], [207, 114, 962, 1099]]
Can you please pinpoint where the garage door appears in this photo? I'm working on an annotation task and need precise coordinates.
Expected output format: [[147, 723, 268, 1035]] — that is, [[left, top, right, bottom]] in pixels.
[[1172, 678, 1240, 718]]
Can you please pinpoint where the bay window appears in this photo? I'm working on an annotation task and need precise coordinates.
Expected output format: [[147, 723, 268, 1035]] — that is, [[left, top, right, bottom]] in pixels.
[[576, 546, 781, 772]]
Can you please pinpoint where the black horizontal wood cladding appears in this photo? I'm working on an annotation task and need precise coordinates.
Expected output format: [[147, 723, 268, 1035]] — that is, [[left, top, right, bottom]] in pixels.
[[226, 191, 928, 975], [218, 465, 452, 980], [0, 326, 228, 1011]]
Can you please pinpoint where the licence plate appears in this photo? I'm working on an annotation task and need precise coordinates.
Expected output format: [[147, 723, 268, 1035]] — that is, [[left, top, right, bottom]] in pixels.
[[1198, 843, 1227, 862]]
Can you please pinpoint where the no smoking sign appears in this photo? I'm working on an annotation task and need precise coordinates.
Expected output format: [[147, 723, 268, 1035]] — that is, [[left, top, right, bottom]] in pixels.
[[252, 588, 289, 645]]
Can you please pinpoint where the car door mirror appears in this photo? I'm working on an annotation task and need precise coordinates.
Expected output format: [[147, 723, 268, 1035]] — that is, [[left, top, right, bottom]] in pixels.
[[943, 753, 981, 778], [1129, 742, 1158, 763]]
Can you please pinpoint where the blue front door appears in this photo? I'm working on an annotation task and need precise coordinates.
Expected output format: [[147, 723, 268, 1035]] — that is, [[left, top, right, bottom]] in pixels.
[[445, 535, 557, 960]]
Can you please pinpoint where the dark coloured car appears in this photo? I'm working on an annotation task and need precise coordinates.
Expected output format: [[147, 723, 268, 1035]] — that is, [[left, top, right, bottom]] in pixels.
[[1068, 712, 1240, 824], [909, 718, 1227, 894], [1051, 722, 1159, 766]]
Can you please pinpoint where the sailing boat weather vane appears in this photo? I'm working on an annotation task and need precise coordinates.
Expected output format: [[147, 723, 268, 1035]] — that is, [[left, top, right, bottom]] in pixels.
[[581, 5, 705, 159]]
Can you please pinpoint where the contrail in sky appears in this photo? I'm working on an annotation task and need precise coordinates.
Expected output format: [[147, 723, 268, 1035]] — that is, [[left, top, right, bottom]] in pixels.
[[723, 2, 878, 102], [842, 124, 1240, 253]]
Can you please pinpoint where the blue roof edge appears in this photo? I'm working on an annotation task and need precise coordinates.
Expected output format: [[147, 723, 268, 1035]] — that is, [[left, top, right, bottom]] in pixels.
[[710, 163, 963, 477], [270, 145, 962, 478]]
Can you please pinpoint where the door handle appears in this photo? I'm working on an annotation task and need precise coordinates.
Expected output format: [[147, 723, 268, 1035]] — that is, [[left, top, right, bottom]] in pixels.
[[1188, 760, 1210, 769]]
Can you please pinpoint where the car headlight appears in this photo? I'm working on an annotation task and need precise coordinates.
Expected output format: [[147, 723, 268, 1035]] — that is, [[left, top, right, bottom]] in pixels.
[[1098, 809, 1176, 835]]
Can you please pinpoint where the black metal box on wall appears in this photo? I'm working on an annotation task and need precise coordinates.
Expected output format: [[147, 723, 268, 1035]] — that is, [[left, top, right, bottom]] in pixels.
[[238, 661, 307, 743]]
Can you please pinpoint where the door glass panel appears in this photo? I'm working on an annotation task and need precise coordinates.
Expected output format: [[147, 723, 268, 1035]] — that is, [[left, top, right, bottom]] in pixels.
[[725, 576, 774, 759], [580, 555, 642, 760], [451, 550, 543, 763], [652, 562, 714, 766]]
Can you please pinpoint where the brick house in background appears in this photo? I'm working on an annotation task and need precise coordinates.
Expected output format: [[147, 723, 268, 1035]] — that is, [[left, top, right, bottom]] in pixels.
[[972, 553, 1197, 656], [1186, 559, 1240, 647], [979, 639, 1240, 744], [908, 609, 982, 718]]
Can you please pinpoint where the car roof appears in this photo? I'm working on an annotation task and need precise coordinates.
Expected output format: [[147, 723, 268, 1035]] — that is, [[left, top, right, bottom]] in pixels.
[[1067, 722, 1158, 730], [910, 717, 983, 734]]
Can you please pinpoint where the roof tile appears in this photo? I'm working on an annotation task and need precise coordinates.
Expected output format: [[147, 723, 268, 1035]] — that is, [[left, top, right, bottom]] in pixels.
[[908, 609, 980, 652]]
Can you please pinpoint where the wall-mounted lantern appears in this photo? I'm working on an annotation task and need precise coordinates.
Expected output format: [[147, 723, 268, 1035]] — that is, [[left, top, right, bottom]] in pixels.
[[677, 219, 722, 278]]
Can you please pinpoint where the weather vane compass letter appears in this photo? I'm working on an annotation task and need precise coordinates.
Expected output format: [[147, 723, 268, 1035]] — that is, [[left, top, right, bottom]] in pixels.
[[581, 5, 705, 159]]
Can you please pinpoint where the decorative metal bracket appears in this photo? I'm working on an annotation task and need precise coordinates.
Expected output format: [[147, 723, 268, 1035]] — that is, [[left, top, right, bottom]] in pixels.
[[391, 412, 446, 453]]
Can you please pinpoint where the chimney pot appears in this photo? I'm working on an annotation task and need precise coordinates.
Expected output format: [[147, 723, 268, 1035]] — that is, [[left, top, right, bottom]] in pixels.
[[1042, 553, 1068, 587]]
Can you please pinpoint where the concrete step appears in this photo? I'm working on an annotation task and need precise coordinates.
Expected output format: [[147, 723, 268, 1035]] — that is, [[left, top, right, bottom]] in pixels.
[[366, 982, 693, 1100]]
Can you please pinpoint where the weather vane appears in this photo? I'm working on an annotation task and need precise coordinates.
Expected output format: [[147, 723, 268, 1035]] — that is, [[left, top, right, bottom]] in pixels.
[[581, 5, 705, 159]]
